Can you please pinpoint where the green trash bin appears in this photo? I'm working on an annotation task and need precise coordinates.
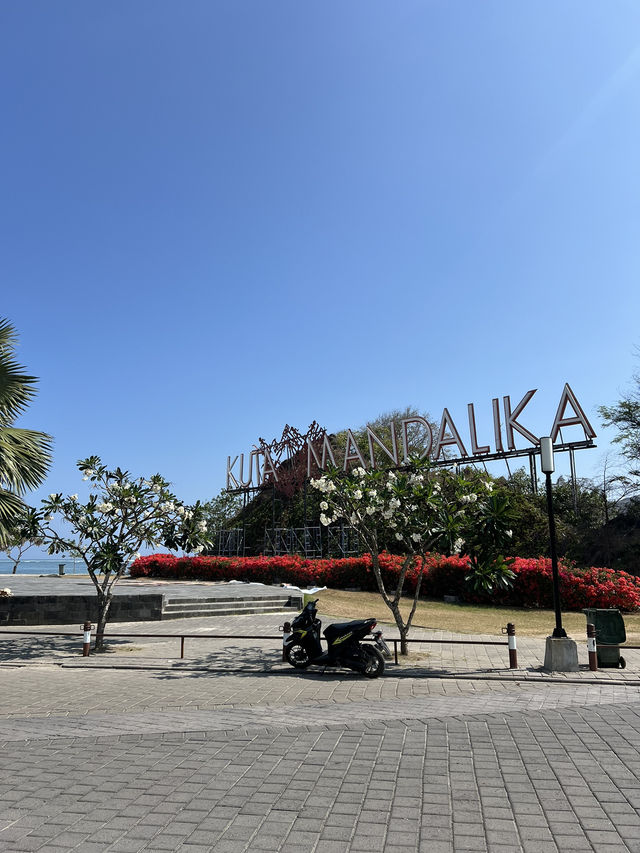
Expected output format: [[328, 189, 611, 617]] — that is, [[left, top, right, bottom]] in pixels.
[[583, 608, 626, 668]]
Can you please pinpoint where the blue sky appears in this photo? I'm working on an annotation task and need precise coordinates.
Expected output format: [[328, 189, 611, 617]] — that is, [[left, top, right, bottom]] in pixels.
[[2, 1, 640, 516]]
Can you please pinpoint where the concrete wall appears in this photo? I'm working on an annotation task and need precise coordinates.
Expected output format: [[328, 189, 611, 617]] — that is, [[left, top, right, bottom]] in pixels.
[[0, 594, 164, 625]]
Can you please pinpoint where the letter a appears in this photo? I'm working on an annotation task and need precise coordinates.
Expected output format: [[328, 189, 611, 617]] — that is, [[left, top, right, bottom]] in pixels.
[[343, 430, 367, 471], [550, 383, 597, 442], [433, 409, 468, 460]]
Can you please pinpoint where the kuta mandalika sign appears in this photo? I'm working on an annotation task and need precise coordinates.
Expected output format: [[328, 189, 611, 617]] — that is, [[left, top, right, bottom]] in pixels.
[[226, 383, 596, 491]]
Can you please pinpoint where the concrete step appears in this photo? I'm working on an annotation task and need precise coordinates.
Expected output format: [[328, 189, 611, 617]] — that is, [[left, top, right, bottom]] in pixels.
[[163, 600, 293, 612], [161, 605, 292, 619], [161, 595, 302, 620], [164, 595, 291, 605]]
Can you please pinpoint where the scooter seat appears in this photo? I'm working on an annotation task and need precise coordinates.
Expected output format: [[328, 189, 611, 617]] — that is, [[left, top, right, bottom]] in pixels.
[[324, 619, 373, 639]]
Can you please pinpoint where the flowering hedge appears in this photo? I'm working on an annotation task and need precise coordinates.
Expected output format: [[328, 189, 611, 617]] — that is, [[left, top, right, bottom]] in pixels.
[[130, 553, 640, 611]]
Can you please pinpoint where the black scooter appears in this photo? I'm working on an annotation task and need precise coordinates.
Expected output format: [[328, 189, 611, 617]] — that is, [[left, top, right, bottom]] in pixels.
[[281, 599, 390, 678]]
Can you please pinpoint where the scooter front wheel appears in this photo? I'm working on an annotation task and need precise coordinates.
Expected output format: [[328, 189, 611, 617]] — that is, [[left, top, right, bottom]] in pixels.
[[361, 644, 385, 678], [285, 643, 311, 669]]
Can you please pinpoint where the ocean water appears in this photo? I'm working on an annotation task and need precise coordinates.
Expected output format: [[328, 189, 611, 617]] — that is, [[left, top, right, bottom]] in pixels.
[[0, 558, 85, 575]]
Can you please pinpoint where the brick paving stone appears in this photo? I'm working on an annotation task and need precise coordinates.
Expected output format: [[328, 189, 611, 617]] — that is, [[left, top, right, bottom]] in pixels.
[[3, 617, 640, 852]]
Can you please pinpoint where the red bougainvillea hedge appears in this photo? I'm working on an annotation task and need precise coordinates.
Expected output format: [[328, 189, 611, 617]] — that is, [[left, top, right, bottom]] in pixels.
[[130, 554, 640, 611]]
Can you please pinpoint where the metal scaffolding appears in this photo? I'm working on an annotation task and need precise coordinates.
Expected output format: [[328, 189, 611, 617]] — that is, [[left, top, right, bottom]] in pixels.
[[262, 524, 361, 558]]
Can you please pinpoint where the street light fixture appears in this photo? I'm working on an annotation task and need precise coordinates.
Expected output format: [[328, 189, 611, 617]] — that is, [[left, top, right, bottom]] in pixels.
[[539, 437, 567, 638]]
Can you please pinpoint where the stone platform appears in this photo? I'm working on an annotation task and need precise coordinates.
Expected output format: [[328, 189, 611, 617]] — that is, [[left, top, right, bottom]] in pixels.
[[0, 574, 303, 625]]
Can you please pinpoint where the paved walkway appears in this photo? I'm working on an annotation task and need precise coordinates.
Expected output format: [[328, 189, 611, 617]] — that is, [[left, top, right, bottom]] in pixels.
[[1, 613, 640, 852], [1, 574, 298, 600]]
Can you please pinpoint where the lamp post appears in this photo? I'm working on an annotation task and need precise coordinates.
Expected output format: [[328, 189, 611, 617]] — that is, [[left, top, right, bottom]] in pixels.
[[539, 437, 567, 639]]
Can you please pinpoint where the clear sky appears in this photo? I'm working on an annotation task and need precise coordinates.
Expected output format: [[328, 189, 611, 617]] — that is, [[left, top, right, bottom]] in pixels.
[[2, 1, 640, 517]]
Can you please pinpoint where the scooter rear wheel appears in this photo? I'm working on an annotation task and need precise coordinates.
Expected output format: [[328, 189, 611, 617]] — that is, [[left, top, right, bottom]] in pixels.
[[362, 644, 385, 678], [285, 643, 311, 669]]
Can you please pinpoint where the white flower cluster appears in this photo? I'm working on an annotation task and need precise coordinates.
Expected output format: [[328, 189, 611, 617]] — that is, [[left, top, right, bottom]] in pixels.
[[460, 493, 478, 504], [310, 477, 336, 493], [0, 587, 12, 598]]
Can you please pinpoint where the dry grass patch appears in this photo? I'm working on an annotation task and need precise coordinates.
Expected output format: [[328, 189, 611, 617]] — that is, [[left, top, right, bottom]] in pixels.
[[312, 588, 640, 642]]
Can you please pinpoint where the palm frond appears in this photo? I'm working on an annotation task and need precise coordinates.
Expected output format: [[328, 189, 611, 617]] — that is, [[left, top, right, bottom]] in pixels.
[[0, 427, 53, 494], [0, 318, 18, 351], [0, 489, 28, 548], [0, 318, 39, 424]]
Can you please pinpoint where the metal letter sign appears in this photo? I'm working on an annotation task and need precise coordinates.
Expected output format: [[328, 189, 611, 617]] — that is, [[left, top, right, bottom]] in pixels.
[[226, 384, 596, 491]]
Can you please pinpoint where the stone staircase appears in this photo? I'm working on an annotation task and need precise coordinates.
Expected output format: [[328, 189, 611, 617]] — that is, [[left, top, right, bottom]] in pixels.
[[161, 593, 303, 620]]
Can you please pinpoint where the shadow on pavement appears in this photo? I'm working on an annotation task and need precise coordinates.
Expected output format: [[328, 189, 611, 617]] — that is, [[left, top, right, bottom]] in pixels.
[[0, 634, 80, 660]]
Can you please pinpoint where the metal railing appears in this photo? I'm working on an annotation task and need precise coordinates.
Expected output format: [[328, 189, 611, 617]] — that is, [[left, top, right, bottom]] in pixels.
[[0, 625, 518, 668], [2, 625, 637, 671]]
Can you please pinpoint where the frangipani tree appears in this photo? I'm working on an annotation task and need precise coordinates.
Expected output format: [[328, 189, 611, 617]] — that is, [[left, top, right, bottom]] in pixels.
[[41, 456, 211, 649], [311, 460, 515, 654], [3, 506, 43, 573]]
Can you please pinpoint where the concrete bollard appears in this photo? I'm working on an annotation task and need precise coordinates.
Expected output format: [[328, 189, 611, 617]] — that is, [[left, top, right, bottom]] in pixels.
[[82, 621, 93, 656], [586, 622, 598, 671], [506, 623, 518, 669]]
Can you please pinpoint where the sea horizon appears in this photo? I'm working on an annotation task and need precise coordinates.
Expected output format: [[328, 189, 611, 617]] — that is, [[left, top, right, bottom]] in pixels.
[[0, 558, 87, 575]]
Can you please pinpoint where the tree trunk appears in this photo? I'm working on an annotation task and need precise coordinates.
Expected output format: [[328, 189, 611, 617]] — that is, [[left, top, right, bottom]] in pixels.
[[12, 561, 18, 574], [94, 592, 113, 652], [369, 552, 414, 655], [388, 602, 409, 655]]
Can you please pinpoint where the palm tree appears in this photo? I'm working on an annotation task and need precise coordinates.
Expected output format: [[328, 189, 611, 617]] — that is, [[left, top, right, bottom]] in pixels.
[[0, 318, 53, 546]]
